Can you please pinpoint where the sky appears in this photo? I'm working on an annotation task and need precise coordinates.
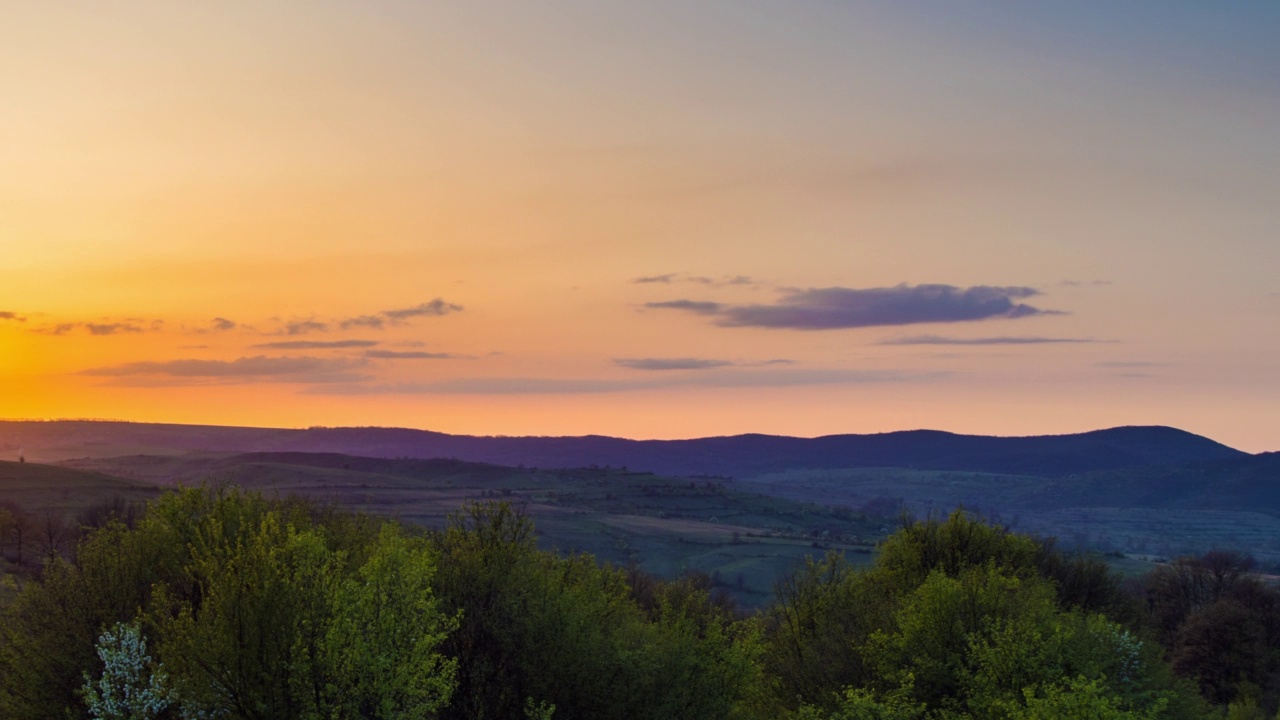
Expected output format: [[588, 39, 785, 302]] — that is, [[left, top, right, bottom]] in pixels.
[[2, 1, 1278, 451]]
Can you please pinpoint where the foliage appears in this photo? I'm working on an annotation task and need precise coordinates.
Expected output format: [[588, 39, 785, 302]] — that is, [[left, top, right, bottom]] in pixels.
[[79, 620, 175, 720], [0, 486, 455, 720], [770, 511, 1207, 719], [3, 488, 1271, 720], [430, 501, 764, 720]]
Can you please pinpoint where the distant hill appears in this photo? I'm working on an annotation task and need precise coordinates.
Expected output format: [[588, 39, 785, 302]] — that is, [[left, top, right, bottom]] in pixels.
[[0, 421, 1249, 478], [0, 460, 160, 514], [1030, 452, 1280, 513]]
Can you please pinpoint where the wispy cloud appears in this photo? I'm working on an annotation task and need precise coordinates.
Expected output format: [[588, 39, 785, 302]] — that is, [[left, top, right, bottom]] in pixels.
[[633, 273, 757, 287], [87, 323, 147, 335], [336, 298, 464, 330], [647, 284, 1060, 330], [0, 312, 26, 322], [644, 299, 723, 314], [36, 321, 156, 336], [879, 335, 1096, 346], [283, 320, 329, 335], [1060, 279, 1112, 287], [614, 357, 734, 371], [1096, 361, 1167, 368], [365, 350, 468, 359], [211, 317, 237, 331], [82, 355, 368, 385], [634, 273, 679, 284], [382, 299, 463, 321], [339, 315, 385, 330], [253, 340, 379, 350], [308, 368, 942, 396]]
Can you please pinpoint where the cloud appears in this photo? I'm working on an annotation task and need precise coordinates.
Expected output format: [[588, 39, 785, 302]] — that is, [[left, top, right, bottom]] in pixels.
[[1060, 279, 1112, 287], [365, 350, 467, 359], [334, 299, 464, 330], [879, 335, 1096, 346], [211, 317, 237, 331], [283, 320, 329, 335], [614, 357, 734, 371], [83, 355, 368, 385], [0, 312, 26, 322], [632, 273, 758, 287], [253, 340, 379, 350], [307, 368, 942, 396], [86, 323, 147, 335], [1096, 361, 1166, 368], [383, 299, 463, 321], [643, 300, 724, 314], [648, 284, 1059, 330], [37, 321, 153, 336], [339, 315, 385, 330]]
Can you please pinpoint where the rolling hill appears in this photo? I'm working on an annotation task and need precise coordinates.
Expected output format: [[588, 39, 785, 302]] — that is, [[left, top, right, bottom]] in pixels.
[[0, 420, 1248, 477]]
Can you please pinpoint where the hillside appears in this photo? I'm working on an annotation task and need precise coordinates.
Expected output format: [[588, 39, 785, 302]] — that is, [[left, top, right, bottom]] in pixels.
[[0, 420, 1248, 477], [0, 460, 160, 515], [49, 452, 885, 606], [5, 419, 1276, 568]]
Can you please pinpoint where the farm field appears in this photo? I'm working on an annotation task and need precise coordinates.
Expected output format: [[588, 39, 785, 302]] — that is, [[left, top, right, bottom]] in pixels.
[[14, 453, 881, 606]]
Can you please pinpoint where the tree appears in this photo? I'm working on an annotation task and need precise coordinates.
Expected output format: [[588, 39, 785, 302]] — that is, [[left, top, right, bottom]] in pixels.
[[79, 621, 175, 720], [320, 525, 458, 719]]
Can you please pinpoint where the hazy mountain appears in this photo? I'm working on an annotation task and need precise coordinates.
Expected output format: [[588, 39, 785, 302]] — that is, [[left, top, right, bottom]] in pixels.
[[0, 420, 1248, 478]]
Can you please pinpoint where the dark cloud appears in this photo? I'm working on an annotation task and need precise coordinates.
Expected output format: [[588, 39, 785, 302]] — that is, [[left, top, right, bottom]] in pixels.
[[211, 317, 237, 331], [83, 355, 367, 384], [365, 350, 466, 359], [339, 315, 385, 330], [254, 340, 379, 350], [0, 312, 26, 322], [880, 335, 1096, 346], [383, 299, 463, 321], [614, 357, 734, 371], [284, 320, 329, 335], [649, 284, 1058, 330], [644, 300, 724, 314]]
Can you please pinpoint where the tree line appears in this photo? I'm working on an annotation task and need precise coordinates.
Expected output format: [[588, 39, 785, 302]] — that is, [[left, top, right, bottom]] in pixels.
[[1, 487, 1277, 719]]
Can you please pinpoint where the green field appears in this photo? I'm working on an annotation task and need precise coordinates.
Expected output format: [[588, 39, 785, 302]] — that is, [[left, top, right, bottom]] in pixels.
[[8, 455, 885, 606], [731, 465, 1280, 564]]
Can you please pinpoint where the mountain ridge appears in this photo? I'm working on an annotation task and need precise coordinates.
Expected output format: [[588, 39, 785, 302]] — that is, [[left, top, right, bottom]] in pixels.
[[0, 420, 1248, 479]]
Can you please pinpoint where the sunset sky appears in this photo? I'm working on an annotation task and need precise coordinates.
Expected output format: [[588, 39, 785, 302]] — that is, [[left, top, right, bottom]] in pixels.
[[3, 1, 1278, 451]]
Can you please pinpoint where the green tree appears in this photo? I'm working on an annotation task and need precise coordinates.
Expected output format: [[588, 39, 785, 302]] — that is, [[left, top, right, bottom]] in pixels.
[[321, 525, 457, 719]]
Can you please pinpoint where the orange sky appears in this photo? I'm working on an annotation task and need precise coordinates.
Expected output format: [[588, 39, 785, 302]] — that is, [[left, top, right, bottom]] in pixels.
[[3, 2, 1278, 451]]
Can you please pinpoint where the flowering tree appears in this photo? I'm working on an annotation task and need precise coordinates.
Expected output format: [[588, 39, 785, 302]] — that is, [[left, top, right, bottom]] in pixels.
[[80, 621, 175, 720]]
